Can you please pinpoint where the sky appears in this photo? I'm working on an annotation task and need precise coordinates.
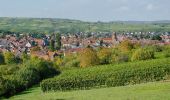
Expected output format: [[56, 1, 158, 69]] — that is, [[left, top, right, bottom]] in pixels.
[[0, 0, 169, 22]]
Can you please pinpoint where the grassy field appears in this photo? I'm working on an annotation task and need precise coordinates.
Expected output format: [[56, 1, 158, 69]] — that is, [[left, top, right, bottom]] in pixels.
[[9, 81, 170, 100]]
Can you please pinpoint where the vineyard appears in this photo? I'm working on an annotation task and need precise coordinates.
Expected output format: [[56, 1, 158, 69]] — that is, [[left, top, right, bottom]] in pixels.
[[41, 58, 170, 92]]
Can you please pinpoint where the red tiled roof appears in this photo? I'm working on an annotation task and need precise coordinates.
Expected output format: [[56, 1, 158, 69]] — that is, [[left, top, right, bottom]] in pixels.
[[102, 38, 112, 41]]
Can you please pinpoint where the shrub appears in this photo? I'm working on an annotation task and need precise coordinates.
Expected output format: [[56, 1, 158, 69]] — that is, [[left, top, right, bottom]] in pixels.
[[0, 53, 5, 65], [54, 57, 63, 67], [151, 45, 163, 52], [110, 48, 129, 63], [111, 53, 129, 63], [2, 67, 40, 97], [97, 48, 112, 64], [14, 67, 40, 88], [23, 57, 58, 79], [119, 40, 134, 53], [0, 76, 5, 96], [64, 59, 80, 68], [0, 65, 19, 76], [0, 57, 59, 97], [131, 47, 155, 61], [163, 46, 170, 58], [3, 52, 16, 64], [40, 58, 170, 92], [79, 48, 99, 67]]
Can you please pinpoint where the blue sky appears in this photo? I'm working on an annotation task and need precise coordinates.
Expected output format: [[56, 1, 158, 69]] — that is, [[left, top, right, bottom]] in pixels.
[[0, 0, 169, 22]]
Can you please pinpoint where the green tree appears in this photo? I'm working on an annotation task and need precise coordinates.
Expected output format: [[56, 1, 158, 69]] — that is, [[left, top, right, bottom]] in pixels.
[[131, 47, 155, 61], [79, 47, 99, 68], [152, 35, 162, 41], [50, 39, 55, 51], [97, 48, 112, 64], [163, 45, 170, 58], [56, 33, 61, 50], [0, 53, 5, 65], [21, 53, 30, 63], [119, 40, 133, 53], [4, 52, 16, 64]]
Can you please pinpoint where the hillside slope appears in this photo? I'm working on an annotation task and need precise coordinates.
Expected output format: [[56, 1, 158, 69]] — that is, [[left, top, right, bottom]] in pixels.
[[0, 17, 170, 33], [10, 81, 170, 100]]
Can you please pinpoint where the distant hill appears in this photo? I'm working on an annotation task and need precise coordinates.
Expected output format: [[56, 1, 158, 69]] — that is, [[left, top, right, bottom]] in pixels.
[[0, 17, 170, 34]]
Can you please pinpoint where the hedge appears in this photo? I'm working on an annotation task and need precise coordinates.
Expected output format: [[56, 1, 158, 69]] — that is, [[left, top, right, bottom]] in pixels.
[[41, 58, 170, 92]]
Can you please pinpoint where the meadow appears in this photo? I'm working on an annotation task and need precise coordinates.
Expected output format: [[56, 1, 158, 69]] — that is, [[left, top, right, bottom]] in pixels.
[[10, 81, 170, 100]]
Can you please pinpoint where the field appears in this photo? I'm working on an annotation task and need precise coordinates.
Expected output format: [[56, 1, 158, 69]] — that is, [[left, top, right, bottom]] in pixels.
[[10, 81, 170, 100], [0, 17, 170, 33]]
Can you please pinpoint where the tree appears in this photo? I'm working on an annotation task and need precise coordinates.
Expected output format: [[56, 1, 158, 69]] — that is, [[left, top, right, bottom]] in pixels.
[[111, 48, 129, 63], [152, 35, 162, 41], [97, 48, 112, 64], [79, 47, 99, 68], [21, 53, 30, 63], [50, 39, 55, 51], [163, 45, 170, 58], [131, 47, 155, 61], [0, 53, 5, 65], [55, 33, 61, 50], [119, 39, 133, 53], [4, 52, 16, 64]]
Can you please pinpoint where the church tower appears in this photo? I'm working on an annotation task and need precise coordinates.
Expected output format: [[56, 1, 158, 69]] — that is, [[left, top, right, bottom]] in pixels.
[[112, 32, 118, 42], [112, 32, 119, 45]]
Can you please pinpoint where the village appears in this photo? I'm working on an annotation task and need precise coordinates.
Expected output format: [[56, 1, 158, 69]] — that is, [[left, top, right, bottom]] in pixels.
[[0, 31, 170, 61]]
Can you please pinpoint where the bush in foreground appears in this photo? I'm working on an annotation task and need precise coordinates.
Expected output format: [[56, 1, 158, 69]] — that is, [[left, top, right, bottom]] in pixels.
[[0, 58, 59, 97], [131, 47, 155, 61], [40, 58, 170, 92]]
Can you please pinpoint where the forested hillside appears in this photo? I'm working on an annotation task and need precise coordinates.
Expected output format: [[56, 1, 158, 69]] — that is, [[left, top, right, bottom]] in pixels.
[[0, 17, 170, 34]]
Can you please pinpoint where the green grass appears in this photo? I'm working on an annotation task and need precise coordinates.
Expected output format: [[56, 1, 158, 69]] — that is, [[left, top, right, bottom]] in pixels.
[[9, 81, 170, 100]]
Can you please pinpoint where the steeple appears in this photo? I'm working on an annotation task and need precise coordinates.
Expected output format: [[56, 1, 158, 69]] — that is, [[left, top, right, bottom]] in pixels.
[[112, 32, 119, 45], [112, 32, 118, 42]]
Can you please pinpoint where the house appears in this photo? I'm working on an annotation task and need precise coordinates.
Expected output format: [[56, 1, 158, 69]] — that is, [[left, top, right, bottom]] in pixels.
[[161, 35, 170, 43], [26, 42, 32, 48]]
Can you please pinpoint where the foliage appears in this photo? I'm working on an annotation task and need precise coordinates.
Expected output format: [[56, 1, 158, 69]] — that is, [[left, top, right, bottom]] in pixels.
[[118, 40, 134, 53], [54, 57, 63, 67], [111, 52, 129, 63], [151, 34, 162, 41], [0, 57, 59, 97], [1, 67, 39, 97], [21, 53, 30, 63], [0, 65, 19, 76], [151, 45, 163, 52], [40, 58, 170, 92], [163, 45, 170, 57], [50, 39, 55, 51], [79, 48, 99, 67], [3, 52, 16, 64], [0, 18, 170, 34], [64, 59, 80, 68], [24, 57, 58, 79], [131, 47, 155, 61], [14, 67, 40, 88], [97, 48, 112, 64], [0, 53, 5, 65], [110, 48, 129, 63], [55, 33, 61, 50]]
